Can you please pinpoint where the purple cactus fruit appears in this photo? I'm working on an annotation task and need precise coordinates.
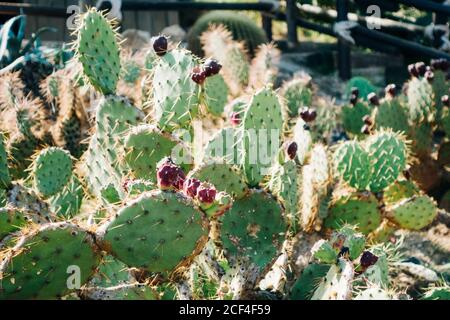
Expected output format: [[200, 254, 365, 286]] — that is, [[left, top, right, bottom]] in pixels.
[[360, 251, 378, 269], [367, 92, 379, 106], [203, 58, 222, 77], [362, 115, 372, 126], [408, 64, 419, 78], [286, 141, 298, 160], [300, 107, 317, 122], [351, 87, 359, 98], [230, 112, 241, 125], [425, 70, 434, 83], [385, 84, 396, 97], [415, 62, 427, 77], [152, 35, 168, 56], [191, 66, 207, 85], [157, 158, 185, 191], [350, 94, 358, 106], [442, 95, 450, 107], [197, 182, 217, 207], [183, 178, 201, 198]]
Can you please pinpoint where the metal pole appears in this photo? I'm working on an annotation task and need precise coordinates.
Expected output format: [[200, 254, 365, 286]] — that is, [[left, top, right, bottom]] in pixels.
[[337, 0, 351, 80], [286, 0, 298, 48]]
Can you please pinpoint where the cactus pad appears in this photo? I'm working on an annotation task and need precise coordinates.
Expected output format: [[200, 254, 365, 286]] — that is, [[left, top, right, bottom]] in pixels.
[[203, 74, 229, 117], [0, 222, 100, 299], [74, 8, 121, 95], [389, 195, 438, 230], [33, 147, 72, 198], [219, 191, 286, 271], [153, 49, 200, 131], [99, 190, 209, 274], [325, 192, 381, 234]]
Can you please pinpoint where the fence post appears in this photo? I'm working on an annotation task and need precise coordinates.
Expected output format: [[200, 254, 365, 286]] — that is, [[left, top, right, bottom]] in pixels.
[[262, 14, 273, 41], [337, 0, 351, 80], [286, 0, 298, 48]]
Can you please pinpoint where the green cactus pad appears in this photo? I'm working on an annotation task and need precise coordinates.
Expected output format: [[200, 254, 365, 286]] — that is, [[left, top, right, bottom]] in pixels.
[[341, 101, 371, 135], [242, 88, 284, 186], [153, 49, 200, 132], [311, 240, 338, 264], [189, 162, 248, 199], [0, 222, 100, 300], [75, 8, 121, 95], [383, 180, 419, 206], [85, 96, 143, 201], [8, 133, 39, 180], [0, 207, 28, 241], [219, 190, 286, 271], [281, 78, 313, 117], [431, 70, 449, 119], [410, 122, 433, 157], [354, 286, 392, 300], [374, 98, 409, 133], [203, 74, 229, 117], [99, 190, 209, 274], [204, 127, 243, 165], [89, 255, 131, 288], [266, 160, 299, 229], [48, 176, 84, 218], [6, 183, 51, 220], [0, 132, 11, 189], [365, 131, 408, 192], [125, 179, 154, 197], [422, 286, 450, 300], [325, 192, 381, 235], [124, 124, 190, 182], [389, 195, 438, 230], [363, 254, 389, 287], [311, 259, 354, 300], [333, 141, 371, 191], [407, 77, 434, 123], [33, 147, 72, 198], [121, 59, 141, 84], [289, 264, 330, 300]]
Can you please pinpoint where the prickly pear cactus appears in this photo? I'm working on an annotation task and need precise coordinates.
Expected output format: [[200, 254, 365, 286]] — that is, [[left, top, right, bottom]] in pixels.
[[124, 124, 190, 182], [341, 101, 370, 135], [97, 190, 209, 274], [281, 77, 312, 118], [48, 176, 84, 218], [32, 147, 72, 198], [85, 96, 143, 201], [189, 162, 248, 199], [374, 98, 409, 133], [388, 195, 438, 230], [289, 264, 330, 300], [203, 74, 229, 117], [333, 130, 409, 192], [74, 8, 121, 95], [0, 222, 100, 299], [0, 132, 10, 189], [407, 77, 434, 123], [242, 87, 284, 186], [219, 190, 286, 272], [0, 207, 28, 240], [152, 48, 200, 132], [267, 160, 300, 230], [311, 259, 354, 300], [203, 127, 243, 165], [325, 192, 381, 235]]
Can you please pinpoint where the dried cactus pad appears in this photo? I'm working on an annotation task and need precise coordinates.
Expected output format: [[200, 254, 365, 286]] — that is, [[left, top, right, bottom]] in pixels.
[[75, 8, 121, 94], [219, 190, 286, 271], [33, 147, 72, 198], [0, 222, 100, 300], [99, 191, 209, 274]]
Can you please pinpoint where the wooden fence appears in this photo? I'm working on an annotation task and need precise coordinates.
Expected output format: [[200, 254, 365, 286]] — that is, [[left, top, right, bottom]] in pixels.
[[22, 0, 179, 42]]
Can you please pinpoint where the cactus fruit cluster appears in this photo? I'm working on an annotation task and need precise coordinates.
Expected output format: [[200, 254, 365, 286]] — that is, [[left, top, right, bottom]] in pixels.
[[0, 8, 448, 300]]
